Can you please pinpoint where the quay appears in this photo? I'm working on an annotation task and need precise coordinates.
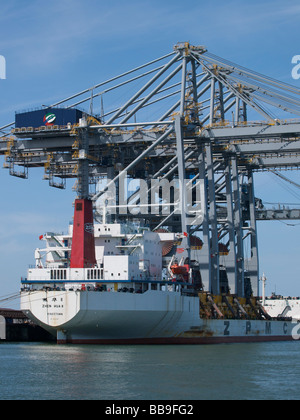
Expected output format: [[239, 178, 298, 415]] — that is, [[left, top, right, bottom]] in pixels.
[[0, 308, 55, 342]]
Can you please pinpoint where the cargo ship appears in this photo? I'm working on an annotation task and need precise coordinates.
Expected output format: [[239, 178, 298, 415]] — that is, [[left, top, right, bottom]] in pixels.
[[263, 294, 300, 321], [20, 199, 299, 344]]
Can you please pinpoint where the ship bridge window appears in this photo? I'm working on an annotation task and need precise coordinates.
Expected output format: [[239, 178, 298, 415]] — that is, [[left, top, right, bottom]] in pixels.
[[51, 269, 66, 281], [87, 269, 103, 280]]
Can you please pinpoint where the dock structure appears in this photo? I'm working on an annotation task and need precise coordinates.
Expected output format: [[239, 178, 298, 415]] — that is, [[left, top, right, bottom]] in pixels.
[[1, 42, 300, 299], [0, 308, 54, 342]]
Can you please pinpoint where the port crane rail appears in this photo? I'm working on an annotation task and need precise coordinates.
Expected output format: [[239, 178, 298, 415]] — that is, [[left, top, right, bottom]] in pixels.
[[1, 42, 300, 298]]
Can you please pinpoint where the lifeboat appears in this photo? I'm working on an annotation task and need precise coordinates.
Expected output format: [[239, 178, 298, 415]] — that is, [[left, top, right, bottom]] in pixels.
[[170, 263, 190, 276], [171, 264, 186, 275]]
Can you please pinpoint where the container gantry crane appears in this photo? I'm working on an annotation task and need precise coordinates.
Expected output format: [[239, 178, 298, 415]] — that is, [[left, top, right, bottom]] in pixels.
[[1, 42, 300, 298]]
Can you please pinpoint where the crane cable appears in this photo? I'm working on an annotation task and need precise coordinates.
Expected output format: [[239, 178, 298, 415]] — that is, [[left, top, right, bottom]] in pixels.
[[271, 170, 300, 189]]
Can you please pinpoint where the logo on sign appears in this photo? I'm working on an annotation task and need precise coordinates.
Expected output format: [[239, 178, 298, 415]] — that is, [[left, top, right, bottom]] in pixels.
[[43, 113, 56, 126], [84, 223, 94, 234]]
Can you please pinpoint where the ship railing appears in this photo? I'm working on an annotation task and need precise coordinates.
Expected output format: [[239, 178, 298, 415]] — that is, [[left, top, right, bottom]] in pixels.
[[21, 278, 190, 294]]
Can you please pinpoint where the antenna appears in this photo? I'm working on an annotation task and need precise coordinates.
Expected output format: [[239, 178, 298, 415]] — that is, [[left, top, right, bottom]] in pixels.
[[260, 273, 267, 306]]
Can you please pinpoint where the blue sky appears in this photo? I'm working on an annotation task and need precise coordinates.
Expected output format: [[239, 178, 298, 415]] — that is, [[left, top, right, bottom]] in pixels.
[[0, 0, 300, 307]]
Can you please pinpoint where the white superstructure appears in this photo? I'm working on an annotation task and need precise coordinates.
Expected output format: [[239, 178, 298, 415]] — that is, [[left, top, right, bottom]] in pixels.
[[263, 295, 300, 320], [28, 223, 169, 285]]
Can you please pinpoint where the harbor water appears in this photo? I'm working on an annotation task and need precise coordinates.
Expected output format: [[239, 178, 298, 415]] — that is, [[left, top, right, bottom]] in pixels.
[[0, 341, 300, 400]]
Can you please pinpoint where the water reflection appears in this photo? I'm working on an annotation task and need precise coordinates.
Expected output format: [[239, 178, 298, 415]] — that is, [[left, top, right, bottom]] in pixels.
[[1, 342, 300, 400]]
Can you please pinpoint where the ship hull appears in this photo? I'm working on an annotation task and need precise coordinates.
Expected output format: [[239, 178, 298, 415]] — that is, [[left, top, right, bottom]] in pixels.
[[21, 289, 298, 345], [57, 335, 294, 345]]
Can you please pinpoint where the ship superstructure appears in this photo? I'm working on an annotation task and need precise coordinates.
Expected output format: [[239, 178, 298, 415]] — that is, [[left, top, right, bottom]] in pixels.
[[26, 221, 167, 287]]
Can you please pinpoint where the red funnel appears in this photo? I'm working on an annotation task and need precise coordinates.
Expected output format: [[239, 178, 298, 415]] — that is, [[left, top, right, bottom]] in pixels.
[[70, 199, 96, 268]]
